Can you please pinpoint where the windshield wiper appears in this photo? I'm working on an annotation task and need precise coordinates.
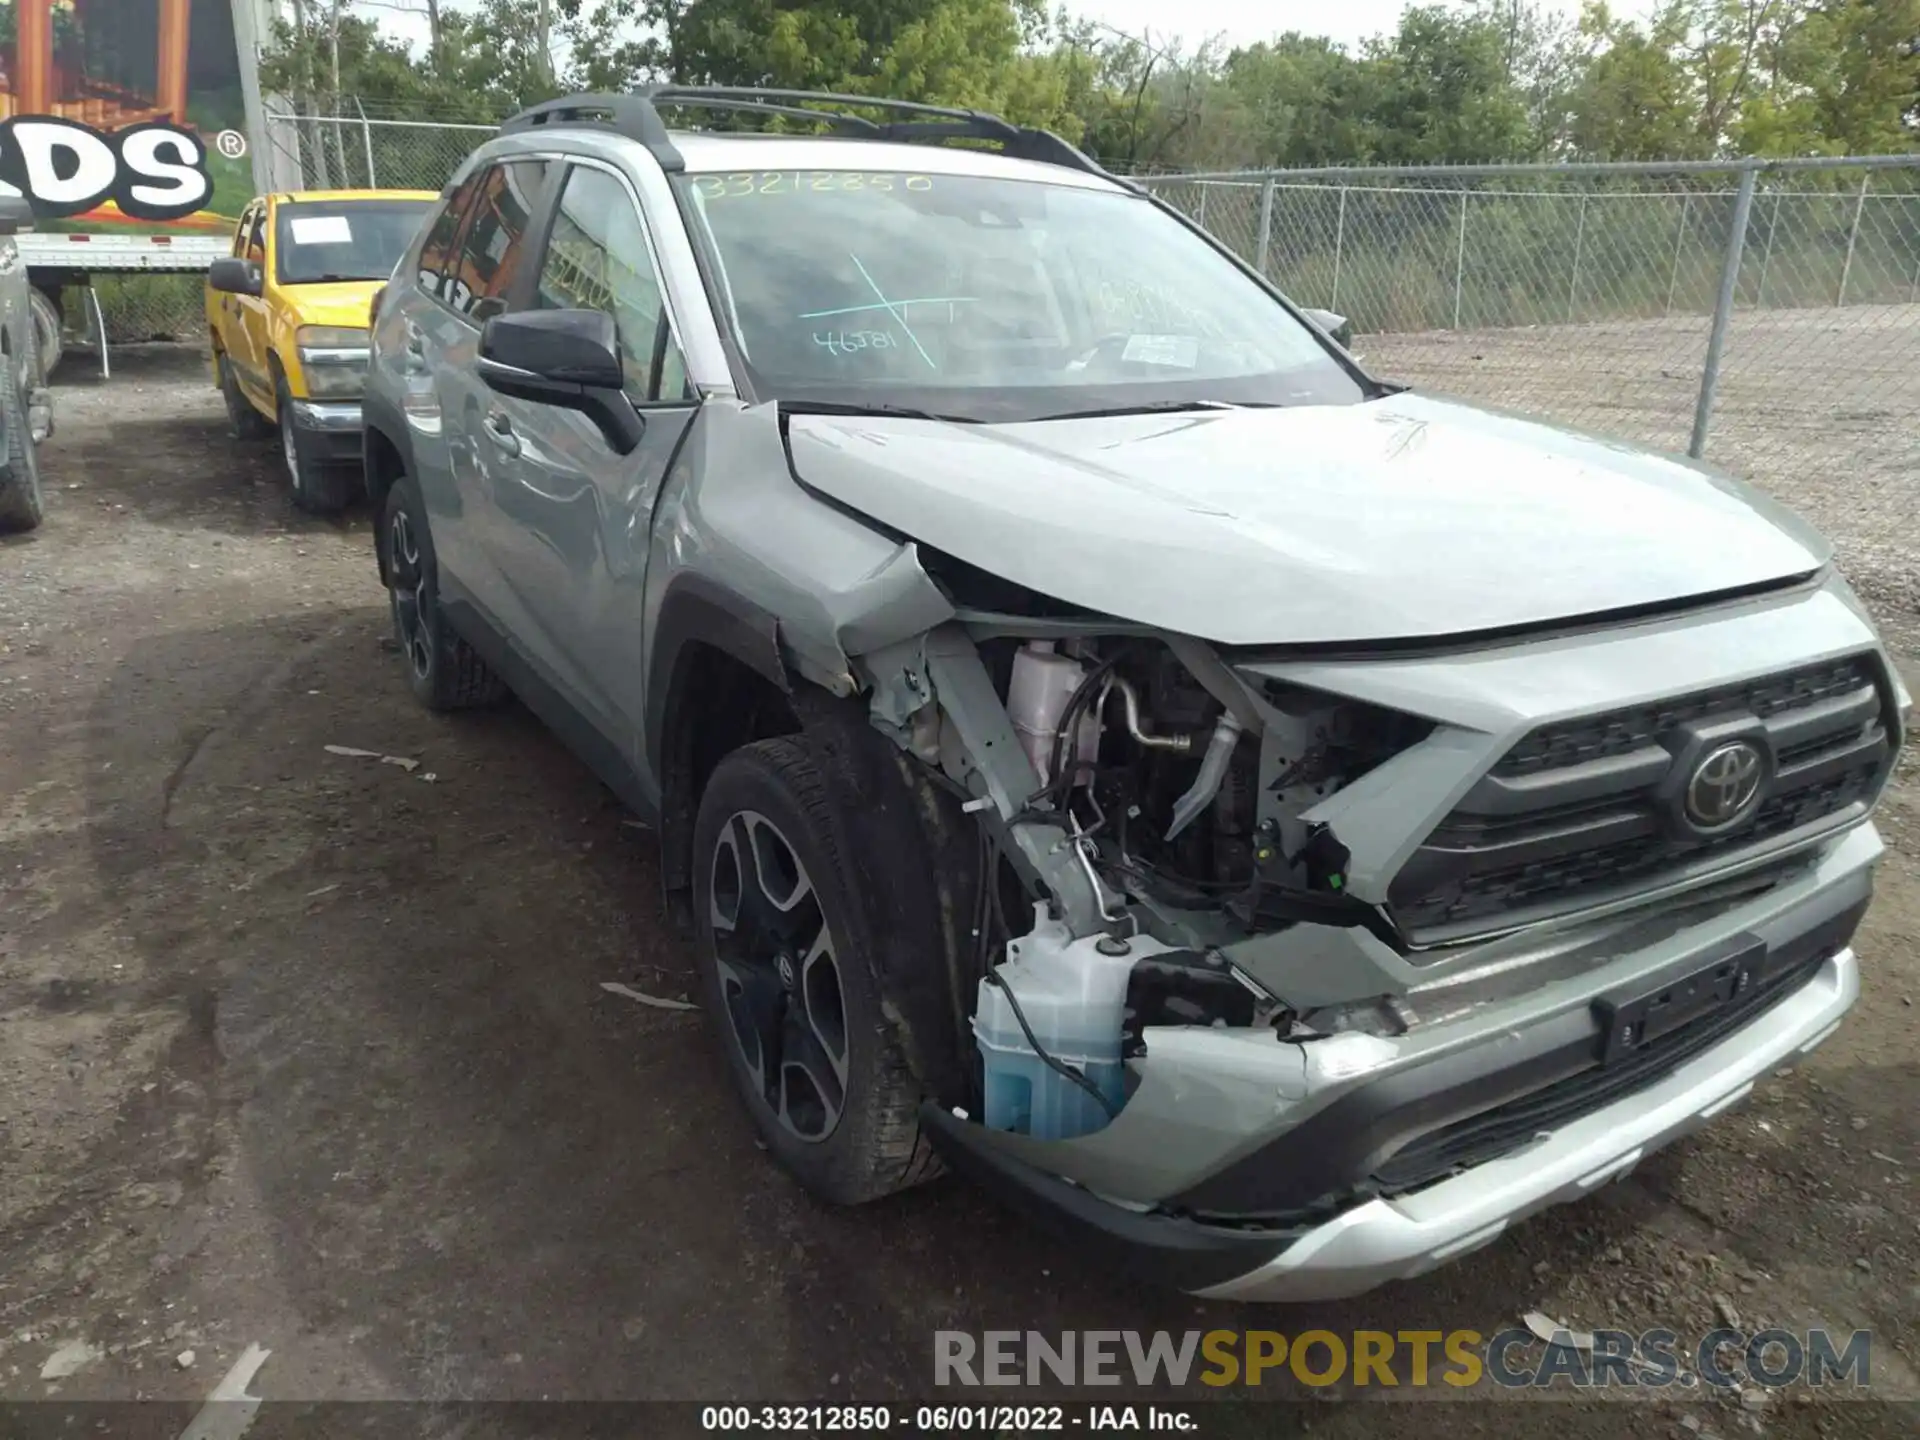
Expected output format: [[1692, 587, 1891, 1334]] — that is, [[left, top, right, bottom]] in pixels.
[[777, 399, 981, 425], [1026, 399, 1256, 423]]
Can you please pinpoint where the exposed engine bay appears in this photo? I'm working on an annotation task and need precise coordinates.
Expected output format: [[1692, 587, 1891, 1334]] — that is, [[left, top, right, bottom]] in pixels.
[[862, 624, 1432, 1144]]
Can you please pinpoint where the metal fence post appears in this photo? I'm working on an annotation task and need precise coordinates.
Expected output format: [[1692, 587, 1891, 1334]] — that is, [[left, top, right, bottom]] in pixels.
[[1690, 166, 1758, 460], [1331, 184, 1348, 310], [1666, 193, 1690, 315], [356, 98, 377, 187], [1837, 172, 1870, 306], [1197, 183, 1209, 230], [1453, 191, 1469, 330], [1255, 177, 1275, 279], [1568, 193, 1588, 322]]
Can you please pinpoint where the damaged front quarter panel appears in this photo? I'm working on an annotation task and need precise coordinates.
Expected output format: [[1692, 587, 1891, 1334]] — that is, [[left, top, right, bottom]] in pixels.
[[844, 612, 1436, 1204]]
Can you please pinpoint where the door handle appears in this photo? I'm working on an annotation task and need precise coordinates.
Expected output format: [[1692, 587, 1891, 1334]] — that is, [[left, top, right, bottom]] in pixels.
[[482, 410, 521, 457]]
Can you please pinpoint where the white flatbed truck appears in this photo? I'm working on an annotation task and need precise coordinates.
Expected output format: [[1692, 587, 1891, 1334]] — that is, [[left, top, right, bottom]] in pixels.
[[16, 230, 232, 379]]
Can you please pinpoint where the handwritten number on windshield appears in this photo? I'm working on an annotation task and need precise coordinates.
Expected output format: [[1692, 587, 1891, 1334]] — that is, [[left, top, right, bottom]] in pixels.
[[693, 173, 932, 200], [813, 331, 898, 355]]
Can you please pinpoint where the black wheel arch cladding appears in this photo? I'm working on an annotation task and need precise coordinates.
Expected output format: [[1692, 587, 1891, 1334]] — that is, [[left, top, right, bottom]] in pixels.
[[650, 577, 977, 1104], [650, 574, 792, 901]]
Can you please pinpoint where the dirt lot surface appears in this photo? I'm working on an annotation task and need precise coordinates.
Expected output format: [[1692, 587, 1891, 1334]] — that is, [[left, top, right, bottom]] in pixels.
[[1, 349, 1916, 1435]]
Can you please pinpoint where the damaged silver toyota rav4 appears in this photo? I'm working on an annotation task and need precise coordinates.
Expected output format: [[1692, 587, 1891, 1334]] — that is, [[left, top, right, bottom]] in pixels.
[[363, 88, 1910, 1301]]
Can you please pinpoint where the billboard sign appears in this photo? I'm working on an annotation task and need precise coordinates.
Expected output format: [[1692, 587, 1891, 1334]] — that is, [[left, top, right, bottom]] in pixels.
[[0, 0, 251, 231]]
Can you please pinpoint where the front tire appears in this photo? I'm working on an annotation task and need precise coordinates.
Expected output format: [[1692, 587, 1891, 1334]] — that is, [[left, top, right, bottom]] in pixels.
[[378, 472, 507, 712], [27, 286, 62, 379], [276, 374, 357, 514], [692, 738, 939, 1205], [220, 354, 273, 440], [0, 355, 45, 534]]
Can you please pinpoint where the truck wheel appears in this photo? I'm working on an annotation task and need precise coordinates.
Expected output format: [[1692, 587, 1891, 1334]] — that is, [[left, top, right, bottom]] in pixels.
[[0, 356, 44, 533], [378, 471, 507, 711], [692, 738, 940, 1204], [27, 287, 61, 379], [277, 375, 357, 515], [220, 355, 272, 440]]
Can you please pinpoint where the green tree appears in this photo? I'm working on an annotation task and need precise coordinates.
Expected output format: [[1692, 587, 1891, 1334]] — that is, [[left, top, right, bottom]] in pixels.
[[1361, 5, 1534, 163], [1219, 35, 1383, 168], [1567, 2, 1706, 158]]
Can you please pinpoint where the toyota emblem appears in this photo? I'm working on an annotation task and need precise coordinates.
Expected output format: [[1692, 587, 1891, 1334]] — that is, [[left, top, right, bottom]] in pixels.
[[1684, 740, 1766, 830]]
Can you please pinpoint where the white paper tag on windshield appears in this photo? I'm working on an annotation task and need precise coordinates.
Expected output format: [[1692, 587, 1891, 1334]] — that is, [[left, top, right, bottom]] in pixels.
[[1122, 334, 1199, 367], [289, 215, 353, 245]]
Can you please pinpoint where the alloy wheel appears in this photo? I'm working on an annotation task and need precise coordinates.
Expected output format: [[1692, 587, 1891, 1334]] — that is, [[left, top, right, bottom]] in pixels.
[[386, 508, 433, 680], [708, 810, 850, 1143]]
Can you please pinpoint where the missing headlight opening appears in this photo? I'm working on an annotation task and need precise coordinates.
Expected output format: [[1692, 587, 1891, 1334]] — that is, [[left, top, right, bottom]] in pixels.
[[880, 629, 1427, 1142]]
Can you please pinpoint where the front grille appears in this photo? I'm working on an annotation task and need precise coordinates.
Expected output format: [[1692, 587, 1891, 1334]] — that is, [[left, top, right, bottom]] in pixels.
[[1371, 947, 1833, 1196], [1497, 661, 1876, 776], [1389, 655, 1894, 943]]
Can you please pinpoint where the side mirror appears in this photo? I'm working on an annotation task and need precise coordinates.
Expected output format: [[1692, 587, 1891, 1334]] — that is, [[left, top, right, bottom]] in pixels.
[[0, 196, 34, 235], [478, 309, 644, 455], [1302, 308, 1355, 349], [208, 257, 263, 297]]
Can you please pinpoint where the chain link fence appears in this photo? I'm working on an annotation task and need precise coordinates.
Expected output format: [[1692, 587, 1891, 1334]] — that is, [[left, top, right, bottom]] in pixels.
[[262, 108, 500, 195], [78, 276, 204, 346], [1142, 158, 1920, 611]]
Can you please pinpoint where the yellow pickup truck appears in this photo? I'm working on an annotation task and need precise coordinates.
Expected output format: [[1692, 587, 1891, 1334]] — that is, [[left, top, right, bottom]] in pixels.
[[206, 188, 438, 513]]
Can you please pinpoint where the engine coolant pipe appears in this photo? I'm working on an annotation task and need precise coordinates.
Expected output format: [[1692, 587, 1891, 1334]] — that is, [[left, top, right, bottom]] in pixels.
[[1165, 712, 1246, 842]]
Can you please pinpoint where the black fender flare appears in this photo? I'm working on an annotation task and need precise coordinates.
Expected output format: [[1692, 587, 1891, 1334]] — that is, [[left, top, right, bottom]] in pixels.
[[361, 391, 416, 585], [644, 572, 789, 783], [648, 572, 791, 895]]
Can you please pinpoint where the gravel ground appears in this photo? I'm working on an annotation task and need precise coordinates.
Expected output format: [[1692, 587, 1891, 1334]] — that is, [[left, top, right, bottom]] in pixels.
[[0, 348, 1916, 1436]]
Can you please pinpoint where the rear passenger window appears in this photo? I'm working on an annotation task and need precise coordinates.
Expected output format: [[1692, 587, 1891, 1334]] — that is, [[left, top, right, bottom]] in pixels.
[[417, 171, 483, 302], [443, 161, 549, 322], [534, 164, 691, 404]]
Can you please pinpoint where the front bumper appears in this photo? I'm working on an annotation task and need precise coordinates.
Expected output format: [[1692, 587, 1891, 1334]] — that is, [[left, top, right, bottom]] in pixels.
[[290, 399, 364, 464], [1202, 944, 1855, 1300], [929, 945, 1857, 1300], [925, 827, 1874, 1300]]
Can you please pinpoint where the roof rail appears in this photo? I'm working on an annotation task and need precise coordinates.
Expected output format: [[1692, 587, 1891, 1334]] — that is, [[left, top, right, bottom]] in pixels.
[[498, 85, 1130, 188]]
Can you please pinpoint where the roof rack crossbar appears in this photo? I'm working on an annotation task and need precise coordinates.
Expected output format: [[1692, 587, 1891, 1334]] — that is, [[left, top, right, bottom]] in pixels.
[[498, 91, 687, 170], [496, 85, 1130, 187], [644, 85, 1021, 137]]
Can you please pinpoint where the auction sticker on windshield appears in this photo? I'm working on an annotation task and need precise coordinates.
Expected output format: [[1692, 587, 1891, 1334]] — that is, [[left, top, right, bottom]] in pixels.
[[289, 215, 354, 245], [1122, 335, 1200, 368]]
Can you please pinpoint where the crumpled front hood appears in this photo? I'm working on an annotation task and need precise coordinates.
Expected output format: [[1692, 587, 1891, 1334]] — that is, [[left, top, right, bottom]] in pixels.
[[784, 393, 1828, 646]]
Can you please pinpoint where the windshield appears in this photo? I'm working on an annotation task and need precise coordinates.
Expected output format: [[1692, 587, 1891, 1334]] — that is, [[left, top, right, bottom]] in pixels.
[[274, 200, 435, 285], [674, 169, 1367, 421]]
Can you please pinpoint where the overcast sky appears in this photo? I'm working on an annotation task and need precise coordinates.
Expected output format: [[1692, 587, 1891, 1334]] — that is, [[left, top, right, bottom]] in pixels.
[[364, 0, 1660, 62]]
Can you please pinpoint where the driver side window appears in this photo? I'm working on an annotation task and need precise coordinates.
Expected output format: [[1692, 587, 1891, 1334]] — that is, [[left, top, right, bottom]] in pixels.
[[535, 165, 691, 404]]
